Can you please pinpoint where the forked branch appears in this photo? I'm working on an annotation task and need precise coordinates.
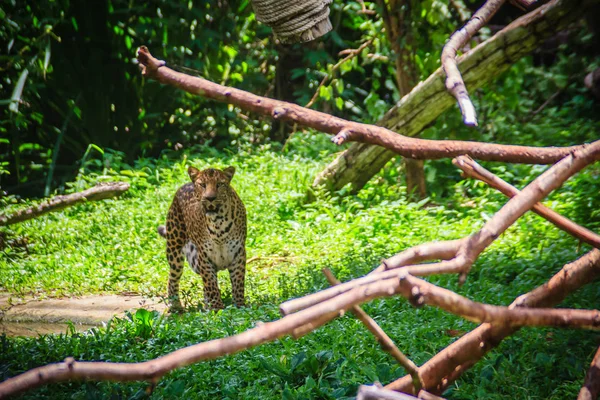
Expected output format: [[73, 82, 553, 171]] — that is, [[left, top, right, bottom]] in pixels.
[[281, 140, 600, 314], [387, 249, 600, 394], [454, 155, 600, 248], [136, 46, 587, 164]]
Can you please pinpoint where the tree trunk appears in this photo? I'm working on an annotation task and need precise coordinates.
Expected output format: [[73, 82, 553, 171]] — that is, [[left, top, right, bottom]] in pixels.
[[404, 159, 426, 200], [311, 0, 585, 196]]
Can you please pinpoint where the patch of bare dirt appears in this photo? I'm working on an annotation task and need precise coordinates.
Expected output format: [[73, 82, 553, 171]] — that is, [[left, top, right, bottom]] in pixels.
[[0, 294, 167, 337]]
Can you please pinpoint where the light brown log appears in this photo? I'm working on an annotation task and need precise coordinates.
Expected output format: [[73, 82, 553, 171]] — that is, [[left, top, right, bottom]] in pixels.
[[0, 182, 130, 226]]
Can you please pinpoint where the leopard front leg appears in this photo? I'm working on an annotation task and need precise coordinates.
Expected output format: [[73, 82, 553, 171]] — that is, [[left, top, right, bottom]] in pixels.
[[165, 201, 187, 312], [191, 254, 224, 310], [228, 248, 246, 307], [166, 241, 185, 312]]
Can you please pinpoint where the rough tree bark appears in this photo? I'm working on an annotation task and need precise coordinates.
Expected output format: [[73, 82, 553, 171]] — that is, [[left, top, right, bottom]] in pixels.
[[310, 0, 592, 197], [0, 182, 130, 226]]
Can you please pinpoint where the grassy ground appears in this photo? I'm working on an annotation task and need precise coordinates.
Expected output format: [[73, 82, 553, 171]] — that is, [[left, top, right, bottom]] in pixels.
[[1, 133, 600, 399]]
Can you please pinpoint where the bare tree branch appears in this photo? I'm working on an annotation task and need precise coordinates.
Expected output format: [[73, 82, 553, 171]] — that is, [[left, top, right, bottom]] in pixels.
[[282, 141, 600, 314], [0, 182, 130, 226], [322, 268, 422, 391], [442, 0, 506, 126], [0, 277, 402, 397], [136, 46, 587, 165], [357, 384, 422, 400], [578, 346, 600, 400], [386, 249, 600, 394], [453, 155, 600, 248], [396, 273, 600, 329]]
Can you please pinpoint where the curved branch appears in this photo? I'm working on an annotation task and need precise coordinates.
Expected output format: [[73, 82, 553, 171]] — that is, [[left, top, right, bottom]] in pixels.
[[136, 46, 586, 164], [578, 346, 600, 400], [397, 274, 600, 329], [441, 0, 506, 126], [386, 249, 600, 394], [0, 182, 130, 226], [0, 277, 401, 397], [454, 156, 600, 248]]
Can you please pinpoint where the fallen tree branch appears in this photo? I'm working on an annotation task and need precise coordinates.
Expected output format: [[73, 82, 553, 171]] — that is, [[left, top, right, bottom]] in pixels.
[[453, 155, 600, 248], [386, 249, 600, 394], [136, 45, 587, 164], [281, 140, 600, 314], [578, 346, 600, 400], [442, 0, 506, 126], [357, 384, 421, 400], [0, 182, 130, 227], [322, 268, 422, 391], [0, 277, 402, 397], [396, 274, 600, 329]]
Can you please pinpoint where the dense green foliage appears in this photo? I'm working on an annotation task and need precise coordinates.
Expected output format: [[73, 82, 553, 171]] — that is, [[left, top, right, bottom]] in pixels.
[[5, 0, 582, 196], [1, 131, 600, 398]]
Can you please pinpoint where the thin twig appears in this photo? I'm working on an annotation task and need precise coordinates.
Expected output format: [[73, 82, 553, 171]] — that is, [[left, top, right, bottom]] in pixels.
[[322, 268, 422, 391]]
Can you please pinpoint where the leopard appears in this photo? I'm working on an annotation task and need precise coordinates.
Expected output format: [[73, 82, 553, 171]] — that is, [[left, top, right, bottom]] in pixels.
[[158, 166, 247, 311]]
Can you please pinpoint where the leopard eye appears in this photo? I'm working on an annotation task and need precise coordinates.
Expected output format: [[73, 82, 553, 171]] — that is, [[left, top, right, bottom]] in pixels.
[[217, 182, 224, 188], [199, 183, 206, 189]]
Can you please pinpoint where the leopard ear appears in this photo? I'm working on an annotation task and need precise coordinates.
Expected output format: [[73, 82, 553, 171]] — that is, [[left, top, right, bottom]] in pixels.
[[222, 166, 235, 182], [188, 166, 201, 182]]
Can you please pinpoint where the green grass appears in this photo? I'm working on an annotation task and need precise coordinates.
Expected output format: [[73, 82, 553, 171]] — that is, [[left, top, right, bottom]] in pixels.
[[1, 133, 600, 399]]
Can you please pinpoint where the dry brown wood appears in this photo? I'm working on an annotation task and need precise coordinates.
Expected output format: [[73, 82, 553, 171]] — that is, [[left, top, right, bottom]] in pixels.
[[0, 276, 403, 397], [396, 273, 600, 329], [386, 249, 600, 394], [578, 346, 600, 400], [453, 155, 600, 248], [282, 140, 600, 314], [0, 182, 130, 226], [442, 0, 506, 126], [136, 46, 586, 165], [322, 268, 422, 391]]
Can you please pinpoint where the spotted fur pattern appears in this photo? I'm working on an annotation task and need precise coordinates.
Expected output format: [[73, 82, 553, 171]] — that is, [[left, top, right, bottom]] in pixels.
[[159, 166, 247, 311]]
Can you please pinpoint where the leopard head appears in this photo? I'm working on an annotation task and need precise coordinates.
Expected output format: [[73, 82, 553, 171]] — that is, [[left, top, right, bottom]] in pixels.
[[188, 166, 236, 215]]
